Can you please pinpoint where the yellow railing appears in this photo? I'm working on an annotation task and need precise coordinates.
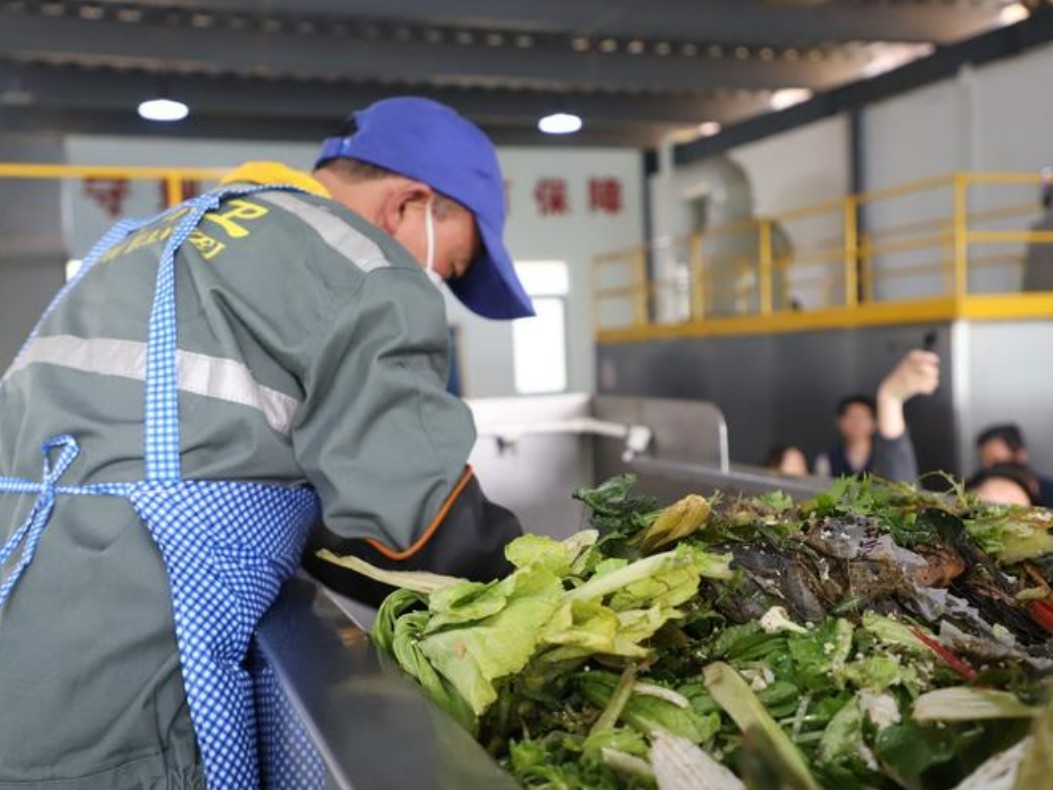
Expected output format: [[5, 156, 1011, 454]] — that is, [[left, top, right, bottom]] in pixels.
[[594, 171, 1053, 341], [0, 163, 230, 207]]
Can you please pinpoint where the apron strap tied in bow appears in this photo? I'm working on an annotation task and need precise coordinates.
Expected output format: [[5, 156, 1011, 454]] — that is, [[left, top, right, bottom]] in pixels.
[[0, 435, 80, 611]]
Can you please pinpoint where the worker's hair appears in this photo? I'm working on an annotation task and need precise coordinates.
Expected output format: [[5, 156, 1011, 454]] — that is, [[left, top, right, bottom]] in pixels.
[[977, 423, 1026, 452], [317, 118, 461, 218], [318, 157, 397, 183], [836, 394, 876, 419], [319, 157, 459, 217]]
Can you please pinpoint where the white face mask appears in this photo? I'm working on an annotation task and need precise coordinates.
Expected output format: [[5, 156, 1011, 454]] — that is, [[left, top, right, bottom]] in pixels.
[[423, 198, 442, 288]]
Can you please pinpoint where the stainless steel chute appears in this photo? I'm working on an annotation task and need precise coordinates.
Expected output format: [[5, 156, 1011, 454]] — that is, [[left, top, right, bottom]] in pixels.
[[469, 394, 825, 538]]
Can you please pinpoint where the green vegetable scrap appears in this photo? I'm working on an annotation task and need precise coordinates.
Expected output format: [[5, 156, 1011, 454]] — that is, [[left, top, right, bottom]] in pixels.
[[704, 660, 821, 790], [322, 474, 1053, 789]]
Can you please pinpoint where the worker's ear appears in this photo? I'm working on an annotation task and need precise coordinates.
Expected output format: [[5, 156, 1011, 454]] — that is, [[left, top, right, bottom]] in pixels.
[[378, 180, 435, 235]]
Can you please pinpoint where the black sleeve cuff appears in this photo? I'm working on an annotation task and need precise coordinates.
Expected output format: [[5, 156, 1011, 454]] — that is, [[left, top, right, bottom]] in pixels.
[[302, 473, 522, 608]]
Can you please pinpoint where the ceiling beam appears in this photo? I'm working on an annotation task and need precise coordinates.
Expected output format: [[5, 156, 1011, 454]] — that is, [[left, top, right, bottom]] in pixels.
[[0, 10, 869, 93], [674, 5, 1053, 166], [0, 60, 773, 127], [105, 0, 1004, 45], [0, 104, 671, 148]]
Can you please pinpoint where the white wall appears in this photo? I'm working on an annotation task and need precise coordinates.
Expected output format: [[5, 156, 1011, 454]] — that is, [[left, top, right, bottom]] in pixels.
[[972, 43, 1053, 172], [861, 42, 1053, 299], [864, 80, 969, 191], [862, 41, 1053, 187], [863, 80, 969, 299], [732, 114, 850, 218], [64, 136, 644, 398]]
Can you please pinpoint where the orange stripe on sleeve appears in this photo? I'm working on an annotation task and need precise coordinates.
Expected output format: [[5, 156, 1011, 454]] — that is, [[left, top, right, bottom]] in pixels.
[[365, 466, 476, 561]]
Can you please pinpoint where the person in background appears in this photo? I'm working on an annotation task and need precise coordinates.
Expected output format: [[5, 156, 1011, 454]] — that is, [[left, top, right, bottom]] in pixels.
[[975, 423, 1053, 507], [763, 444, 809, 476], [1022, 166, 1053, 291], [815, 395, 877, 478], [815, 350, 940, 482], [967, 463, 1040, 507]]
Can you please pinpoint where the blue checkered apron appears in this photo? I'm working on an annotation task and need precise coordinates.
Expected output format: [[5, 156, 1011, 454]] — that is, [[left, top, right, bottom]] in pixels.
[[0, 186, 326, 789]]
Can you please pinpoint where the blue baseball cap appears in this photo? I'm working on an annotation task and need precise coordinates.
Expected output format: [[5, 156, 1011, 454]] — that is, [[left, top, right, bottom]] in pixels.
[[316, 97, 534, 319]]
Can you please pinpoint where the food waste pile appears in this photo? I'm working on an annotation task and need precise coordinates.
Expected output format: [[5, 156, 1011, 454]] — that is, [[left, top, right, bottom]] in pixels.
[[322, 476, 1053, 789]]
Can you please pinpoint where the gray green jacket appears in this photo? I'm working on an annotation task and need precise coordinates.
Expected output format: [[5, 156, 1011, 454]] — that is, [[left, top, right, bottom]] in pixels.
[[0, 164, 505, 788]]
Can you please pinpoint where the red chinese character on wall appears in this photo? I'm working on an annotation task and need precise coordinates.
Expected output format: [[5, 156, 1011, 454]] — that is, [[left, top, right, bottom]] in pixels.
[[83, 177, 130, 219], [534, 177, 569, 216], [588, 177, 623, 215], [158, 179, 202, 210]]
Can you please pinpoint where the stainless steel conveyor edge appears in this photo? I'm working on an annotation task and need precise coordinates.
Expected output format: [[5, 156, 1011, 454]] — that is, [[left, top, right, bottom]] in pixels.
[[255, 578, 519, 790]]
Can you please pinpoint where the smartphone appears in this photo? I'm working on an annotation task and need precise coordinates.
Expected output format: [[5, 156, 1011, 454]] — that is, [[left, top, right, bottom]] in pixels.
[[922, 330, 938, 353]]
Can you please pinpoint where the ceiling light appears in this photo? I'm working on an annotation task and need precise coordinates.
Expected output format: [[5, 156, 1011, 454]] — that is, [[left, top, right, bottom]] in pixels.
[[999, 2, 1030, 26], [138, 97, 189, 122], [770, 87, 813, 110], [698, 121, 721, 137], [863, 43, 935, 78], [538, 112, 582, 135], [0, 80, 33, 106]]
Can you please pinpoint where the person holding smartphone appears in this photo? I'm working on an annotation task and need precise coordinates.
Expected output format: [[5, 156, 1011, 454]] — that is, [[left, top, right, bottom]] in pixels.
[[815, 349, 940, 481]]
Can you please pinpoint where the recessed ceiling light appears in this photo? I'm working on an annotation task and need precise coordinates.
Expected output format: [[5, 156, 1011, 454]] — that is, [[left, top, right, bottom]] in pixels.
[[538, 112, 583, 134], [770, 88, 813, 110], [698, 121, 722, 137], [999, 2, 1030, 26], [138, 98, 189, 122]]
